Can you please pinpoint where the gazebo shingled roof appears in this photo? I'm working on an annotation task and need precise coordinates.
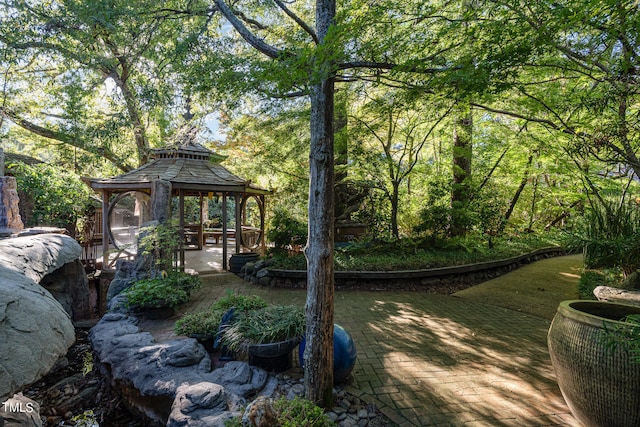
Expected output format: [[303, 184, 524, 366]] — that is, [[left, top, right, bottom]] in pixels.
[[90, 139, 269, 195]]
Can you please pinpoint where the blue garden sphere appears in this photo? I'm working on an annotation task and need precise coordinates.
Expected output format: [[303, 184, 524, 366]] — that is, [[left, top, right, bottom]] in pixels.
[[299, 323, 357, 384]]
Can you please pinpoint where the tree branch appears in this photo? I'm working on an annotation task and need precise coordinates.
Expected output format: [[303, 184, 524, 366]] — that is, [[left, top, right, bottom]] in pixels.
[[0, 107, 132, 172], [470, 102, 574, 134], [272, 0, 319, 44], [336, 61, 459, 74], [212, 0, 284, 59]]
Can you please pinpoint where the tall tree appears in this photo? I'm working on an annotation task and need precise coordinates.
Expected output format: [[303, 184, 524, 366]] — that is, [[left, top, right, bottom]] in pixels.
[[450, 100, 473, 236], [481, 0, 640, 177], [210, 0, 337, 405], [0, 0, 213, 173], [351, 92, 450, 238]]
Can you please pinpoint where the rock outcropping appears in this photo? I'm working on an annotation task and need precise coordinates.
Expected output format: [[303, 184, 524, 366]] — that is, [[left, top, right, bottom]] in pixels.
[[0, 234, 86, 401], [594, 285, 640, 307], [90, 312, 277, 426]]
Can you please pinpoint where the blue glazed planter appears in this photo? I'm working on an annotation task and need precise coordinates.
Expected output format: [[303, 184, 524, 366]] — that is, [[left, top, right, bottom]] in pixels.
[[299, 323, 357, 384]]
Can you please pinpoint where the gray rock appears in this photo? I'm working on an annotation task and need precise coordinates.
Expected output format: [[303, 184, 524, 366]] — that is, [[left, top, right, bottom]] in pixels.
[[40, 258, 90, 320], [90, 314, 271, 425], [207, 361, 269, 398], [255, 268, 270, 279], [286, 383, 304, 400], [167, 382, 243, 427], [242, 396, 278, 427], [258, 276, 272, 287], [106, 257, 152, 302], [164, 339, 207, 367], [594, 285, 640, 307], [243, 262, 256, 275], [0, 235, 81, 400], [339, 416, 358, 427], [338, 398, 351, 410], [0, 393, 41, 427]]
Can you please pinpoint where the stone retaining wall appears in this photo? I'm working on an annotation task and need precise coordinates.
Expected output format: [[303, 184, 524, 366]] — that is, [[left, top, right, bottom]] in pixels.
[[240, 247, 567, 293]]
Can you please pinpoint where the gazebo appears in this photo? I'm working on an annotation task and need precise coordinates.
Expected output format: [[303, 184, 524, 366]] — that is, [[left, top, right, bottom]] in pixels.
[[89, 136, 270, 271]]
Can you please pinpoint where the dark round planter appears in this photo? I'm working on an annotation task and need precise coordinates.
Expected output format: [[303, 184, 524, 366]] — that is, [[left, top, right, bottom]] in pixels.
[[248, 338, 300, 372], [299, 323, 357, 384], [548, 300, 640, 427], [229, 252, 259, 273]]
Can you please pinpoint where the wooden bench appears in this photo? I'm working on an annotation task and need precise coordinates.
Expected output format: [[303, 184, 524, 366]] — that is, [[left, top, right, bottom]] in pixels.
[[203, 228, 236, 245]]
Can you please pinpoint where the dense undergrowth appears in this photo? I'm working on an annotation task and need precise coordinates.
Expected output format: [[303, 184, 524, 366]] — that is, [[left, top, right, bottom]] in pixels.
[[268, 232, 564, 271]]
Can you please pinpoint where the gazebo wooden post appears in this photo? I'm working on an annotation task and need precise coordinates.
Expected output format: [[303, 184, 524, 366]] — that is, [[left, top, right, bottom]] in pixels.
[[222, 192, 228, 270], [101, 190, 110, 268], [260, 195, 266, 254], [179, 189, 185, 271], [235, 193, 242, 254]]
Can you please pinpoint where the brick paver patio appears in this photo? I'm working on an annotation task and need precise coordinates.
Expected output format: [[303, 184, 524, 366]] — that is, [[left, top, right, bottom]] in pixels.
[[141, 256, 582, 427]]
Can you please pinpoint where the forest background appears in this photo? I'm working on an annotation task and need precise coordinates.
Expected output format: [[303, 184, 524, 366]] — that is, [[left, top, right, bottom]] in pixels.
[[2, 0, 640, 406], [1, 1, 638, 246]]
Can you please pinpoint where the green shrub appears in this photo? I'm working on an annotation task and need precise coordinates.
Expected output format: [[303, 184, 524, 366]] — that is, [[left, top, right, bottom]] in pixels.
[[212, 290, 268, 312], [123, 277, 189, 309], [603, 314, 640, 364], [174, 291, 266, 337], [578, 271, 606, 300], [138, 221, 182, 272], [11, 162, 92, 233], [267, 208, 307, 252], [273, 396, 335, 427], [223, 396, 335, 427], [565, 197, 640, 276], [267, 232, 563, 271], [578, 269, 624, 299], [167, 271, 202, 294], [174, 310, 223, 337]]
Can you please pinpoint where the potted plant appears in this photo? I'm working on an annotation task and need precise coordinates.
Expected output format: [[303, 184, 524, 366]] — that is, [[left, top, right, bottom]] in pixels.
[[175, 310, 223, 340], [174, 291, 268, 351], [124, 272, 200, 319], [548, 300, 640, 427], [222, 304, 305, 372]]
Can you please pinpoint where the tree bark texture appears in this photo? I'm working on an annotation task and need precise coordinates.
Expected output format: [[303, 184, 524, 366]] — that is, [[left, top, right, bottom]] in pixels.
[[303, 79, 335, 406], [303, 0, 336, 408], [499, 153, 534, 233], [450, 102, 473, 237]]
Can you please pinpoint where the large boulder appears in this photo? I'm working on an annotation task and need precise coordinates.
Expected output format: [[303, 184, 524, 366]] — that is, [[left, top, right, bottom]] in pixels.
[[0, 234, 83, 401]]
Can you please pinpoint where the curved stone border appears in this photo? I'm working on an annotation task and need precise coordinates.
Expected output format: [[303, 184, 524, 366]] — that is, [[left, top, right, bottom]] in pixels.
[[245, 247, 567, 292]]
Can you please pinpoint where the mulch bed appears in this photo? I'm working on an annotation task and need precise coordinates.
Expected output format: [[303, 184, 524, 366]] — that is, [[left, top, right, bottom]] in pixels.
[[21, 328, 142, 427]]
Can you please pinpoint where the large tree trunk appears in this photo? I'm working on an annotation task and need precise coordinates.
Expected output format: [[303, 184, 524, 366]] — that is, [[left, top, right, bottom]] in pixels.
[[499, 153, 534, 233], [390, 182, 400, 238], [302, 0, 336, 408], [450, 101, 473, 237]]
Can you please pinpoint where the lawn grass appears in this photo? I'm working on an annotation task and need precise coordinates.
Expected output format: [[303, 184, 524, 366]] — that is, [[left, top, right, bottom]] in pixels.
[[268, 232, 565, 271]]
